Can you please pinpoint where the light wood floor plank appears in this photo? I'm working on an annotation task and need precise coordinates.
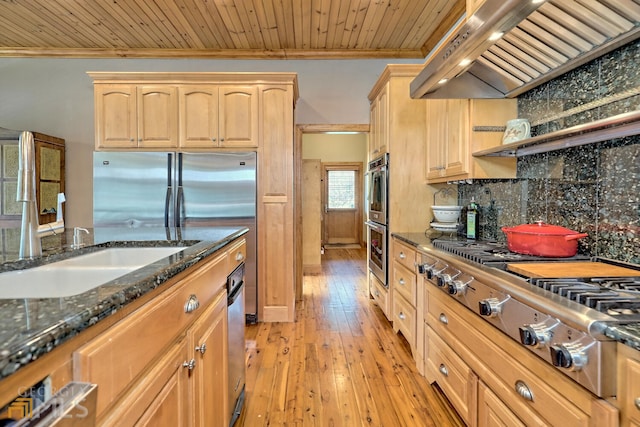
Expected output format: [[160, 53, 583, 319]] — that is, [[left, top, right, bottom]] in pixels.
[[238, 247, 465, 426]]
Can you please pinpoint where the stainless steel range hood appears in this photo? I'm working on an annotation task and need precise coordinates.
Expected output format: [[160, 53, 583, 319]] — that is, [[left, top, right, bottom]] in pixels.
[[410, 0, 640, 99]]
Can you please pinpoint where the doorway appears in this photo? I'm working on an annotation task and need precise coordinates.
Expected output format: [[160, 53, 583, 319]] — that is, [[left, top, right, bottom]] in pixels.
[[294, 124, 369, 300], [322, 162, 362, 247]]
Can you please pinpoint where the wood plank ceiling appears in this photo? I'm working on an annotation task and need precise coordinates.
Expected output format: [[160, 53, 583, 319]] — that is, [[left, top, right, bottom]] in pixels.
[[0, 0, 465, 59]]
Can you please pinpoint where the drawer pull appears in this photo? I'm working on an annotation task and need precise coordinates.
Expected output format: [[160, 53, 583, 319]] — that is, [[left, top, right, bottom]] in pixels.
[[398, 312, 406, 320], [183, 359, 196, 371], [399, 278, 405, 286], [399, 252, 406, 260], [236, 252, 244, 261], [195, 343, 207, 355], [439, 313, 448, 325], [439, 364, 449, 377], [635, 397, 640, 411], [184, 294, 200, 313], [375, 291, 381, 297], [515, 380, 534, 401]]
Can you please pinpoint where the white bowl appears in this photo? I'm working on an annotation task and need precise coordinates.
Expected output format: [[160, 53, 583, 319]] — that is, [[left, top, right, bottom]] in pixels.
[[432, 205, 462, 223]]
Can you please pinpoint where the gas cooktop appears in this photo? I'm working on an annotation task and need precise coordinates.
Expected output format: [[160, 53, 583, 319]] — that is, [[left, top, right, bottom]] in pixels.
[[431, 239, 590, 269]]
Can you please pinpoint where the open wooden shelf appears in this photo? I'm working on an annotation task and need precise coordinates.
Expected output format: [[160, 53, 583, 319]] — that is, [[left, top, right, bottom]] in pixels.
[[473, 110, 640, 157]]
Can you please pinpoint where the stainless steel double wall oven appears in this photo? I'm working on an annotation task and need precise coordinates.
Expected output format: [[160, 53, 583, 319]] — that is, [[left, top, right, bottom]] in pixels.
[[366, 153, 389, 286]]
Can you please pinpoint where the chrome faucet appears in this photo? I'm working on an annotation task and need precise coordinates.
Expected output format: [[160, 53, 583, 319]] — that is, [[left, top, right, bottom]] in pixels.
[[17, 131, 66, 259], [72, 227, 90, 249]]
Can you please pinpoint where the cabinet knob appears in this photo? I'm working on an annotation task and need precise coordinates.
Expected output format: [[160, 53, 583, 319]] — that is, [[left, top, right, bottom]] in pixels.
[[374, 291, 380, 297], [183, 359, 196, 371], [236, 252, 244, 261], [515, 380, 534, 401], [398, 312, 406, 320], [438, 364, 449, 377], [184, 294, 200, 313], [220, 138, 225, 142], [195, 343, 207, 355], [399, 278, 405, 286], [130, 138, 134, 142], [439, 313, 448, 325], [399, 252, 406, 259], [212, 137, 217, 142]]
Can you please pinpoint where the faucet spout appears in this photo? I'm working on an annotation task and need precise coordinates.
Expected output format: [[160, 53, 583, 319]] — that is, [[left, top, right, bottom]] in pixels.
[[17, 131, 65, 259]]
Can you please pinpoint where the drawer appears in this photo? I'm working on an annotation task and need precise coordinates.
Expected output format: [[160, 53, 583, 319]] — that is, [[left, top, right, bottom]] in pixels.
[[393, 292, 416, 348], [370, 271, 390, 318], [73, 251, 227, 417], [392, 260, 416, 305], [227, 238, 247, 270], [425, 326, 477, 425], [392, 239, 416, 271], [427, 288, 590, 427]]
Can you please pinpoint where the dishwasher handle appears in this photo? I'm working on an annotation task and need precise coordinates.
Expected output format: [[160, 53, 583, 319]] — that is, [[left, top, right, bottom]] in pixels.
[[228, 279, 245, 306]]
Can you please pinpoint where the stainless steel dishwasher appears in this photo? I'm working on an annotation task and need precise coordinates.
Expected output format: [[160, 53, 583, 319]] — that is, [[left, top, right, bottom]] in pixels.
[[227, 263, 246, 426]]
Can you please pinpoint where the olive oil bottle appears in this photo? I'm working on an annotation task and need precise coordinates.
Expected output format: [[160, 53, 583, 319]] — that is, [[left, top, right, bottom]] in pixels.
[[466, 197, 479, 240]]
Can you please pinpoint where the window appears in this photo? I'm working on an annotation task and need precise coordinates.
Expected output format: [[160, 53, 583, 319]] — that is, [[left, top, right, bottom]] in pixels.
[[327, 170, 355, 209]]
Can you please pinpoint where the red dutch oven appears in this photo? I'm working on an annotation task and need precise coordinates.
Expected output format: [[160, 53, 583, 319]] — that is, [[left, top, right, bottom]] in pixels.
[[501, 221, 588, 258]]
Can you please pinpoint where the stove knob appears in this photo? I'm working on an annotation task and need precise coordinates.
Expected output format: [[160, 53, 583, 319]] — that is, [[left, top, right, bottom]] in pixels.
[[519, 326, 538, 346], [550, 344, 587, 371], [478, 298, 501, 317], [448, 278, 472, 296]]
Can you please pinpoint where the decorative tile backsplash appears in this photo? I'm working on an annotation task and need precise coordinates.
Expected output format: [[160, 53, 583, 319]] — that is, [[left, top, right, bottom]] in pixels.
[[460, 39, 640, 264]]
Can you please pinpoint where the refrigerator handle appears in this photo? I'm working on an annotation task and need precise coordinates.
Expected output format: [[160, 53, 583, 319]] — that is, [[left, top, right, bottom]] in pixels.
[[165, 153, 173, 227], [176, 153, 184, 227]]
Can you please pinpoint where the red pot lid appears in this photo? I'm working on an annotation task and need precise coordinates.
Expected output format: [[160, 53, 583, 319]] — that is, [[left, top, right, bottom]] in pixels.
[[501, 221, 582, 236]]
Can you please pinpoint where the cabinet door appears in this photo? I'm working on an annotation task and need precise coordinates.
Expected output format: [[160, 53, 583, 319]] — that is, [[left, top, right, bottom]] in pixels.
[[134, 343, 190, 427], [444, 99, 470, 178], [137, 86, 178, 148], [219, 86, 259, 147], [95, 84, 138, 148], [190, 290, 228, 427], [376, 83, 389, 155], [425, 99, 447, 180], [478, 381, 525, 427], [369, 99, 379, 158], [179, 86, 219, 148]]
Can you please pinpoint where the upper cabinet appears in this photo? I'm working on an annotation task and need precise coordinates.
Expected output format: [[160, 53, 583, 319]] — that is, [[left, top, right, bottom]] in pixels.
[[425, 98, 517, 183], [90, 73, 266, 150], [368, 82, 388, 159], [179, 85, 258, 149], [94, 84, 178, 149]]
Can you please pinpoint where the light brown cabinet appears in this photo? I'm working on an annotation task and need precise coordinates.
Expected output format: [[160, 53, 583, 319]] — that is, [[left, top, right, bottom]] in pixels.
[[368, 82, 388, 158], [424, 279, 617, 426], [617, 342, 640, 426], [90, 72, 299, 323], [425, 98, 517, 183], [179, 85, 258, 148], [95, 84, 178, 149], [73, 239, 242, 426]]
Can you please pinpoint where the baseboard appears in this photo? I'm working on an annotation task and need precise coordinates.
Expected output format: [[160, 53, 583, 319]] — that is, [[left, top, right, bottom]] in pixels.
[[303, 264, 322, 275]]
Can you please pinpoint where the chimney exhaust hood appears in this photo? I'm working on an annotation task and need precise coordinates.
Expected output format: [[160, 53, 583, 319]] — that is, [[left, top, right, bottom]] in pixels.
[[410, 0, 640, 99]]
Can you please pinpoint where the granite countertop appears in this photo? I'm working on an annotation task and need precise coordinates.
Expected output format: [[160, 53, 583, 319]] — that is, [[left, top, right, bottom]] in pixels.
[[0, 226, 248, 380], [391, 231, 640, 352]]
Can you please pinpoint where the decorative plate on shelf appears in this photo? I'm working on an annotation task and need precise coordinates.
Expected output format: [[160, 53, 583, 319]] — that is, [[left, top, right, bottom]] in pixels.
[[502, 118, 531, 144]]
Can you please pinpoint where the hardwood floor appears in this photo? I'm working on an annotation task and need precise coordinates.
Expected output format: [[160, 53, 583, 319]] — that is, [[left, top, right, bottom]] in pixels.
[[239, 247, 465, 426]]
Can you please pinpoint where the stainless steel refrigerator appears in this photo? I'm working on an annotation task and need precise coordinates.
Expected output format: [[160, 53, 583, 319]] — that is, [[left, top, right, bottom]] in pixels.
[[93, 151, 258, 322]]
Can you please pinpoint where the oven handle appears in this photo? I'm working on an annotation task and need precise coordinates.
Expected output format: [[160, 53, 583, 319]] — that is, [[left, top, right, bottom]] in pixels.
[[366, 221, 385, 232]]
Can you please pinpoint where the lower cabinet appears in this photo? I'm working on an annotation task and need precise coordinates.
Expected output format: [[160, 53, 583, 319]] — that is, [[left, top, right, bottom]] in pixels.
[[369, 271, 390, 319], [73, 239, 243, 426], [189, 290, 228, 427], [424, 285, 618, 426], [617, 342, 640, 427]]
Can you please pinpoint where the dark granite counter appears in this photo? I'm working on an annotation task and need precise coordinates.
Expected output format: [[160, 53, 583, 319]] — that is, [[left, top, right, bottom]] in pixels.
[[391, 231, 640, 353], [0, 226, 248, 380]]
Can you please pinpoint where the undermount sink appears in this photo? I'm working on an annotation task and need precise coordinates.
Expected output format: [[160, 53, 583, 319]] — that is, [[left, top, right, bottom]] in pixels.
[[0, 247, 185, 299]]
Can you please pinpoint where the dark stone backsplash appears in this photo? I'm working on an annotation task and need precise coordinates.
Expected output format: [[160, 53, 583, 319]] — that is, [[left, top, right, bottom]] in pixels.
[[460, 40, 640, 264]]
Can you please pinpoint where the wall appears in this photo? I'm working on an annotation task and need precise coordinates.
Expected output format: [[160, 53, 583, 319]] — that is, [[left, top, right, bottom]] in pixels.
[[0, 57, 419, 227], [459, 39, 640, 264]]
